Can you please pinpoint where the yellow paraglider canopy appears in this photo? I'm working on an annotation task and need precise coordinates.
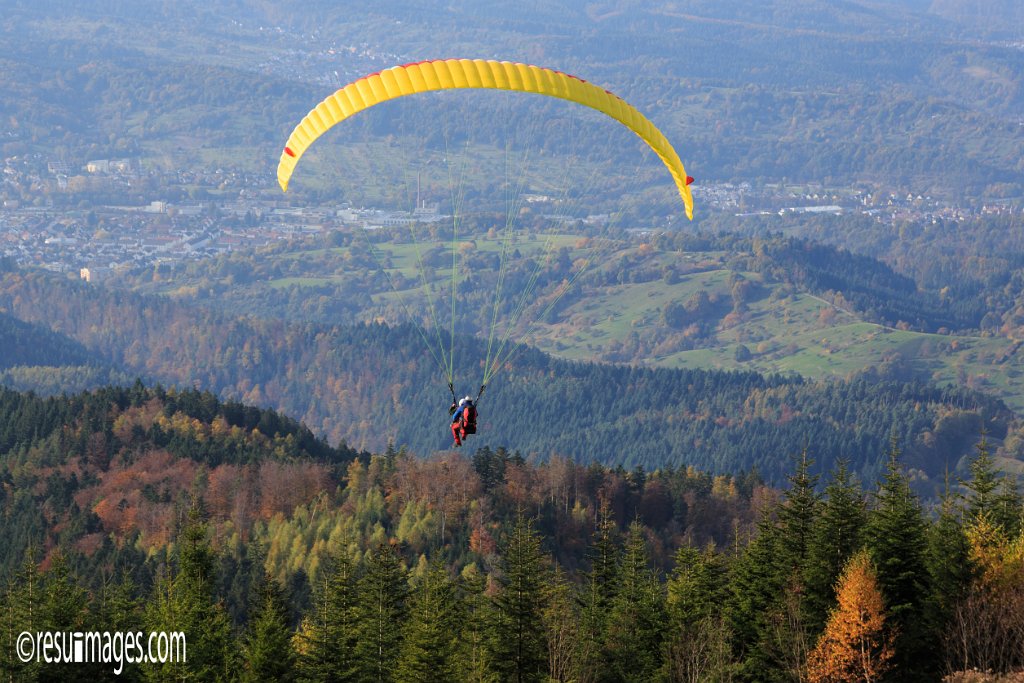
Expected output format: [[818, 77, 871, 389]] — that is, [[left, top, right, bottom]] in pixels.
[[277, 58, 695, 219]]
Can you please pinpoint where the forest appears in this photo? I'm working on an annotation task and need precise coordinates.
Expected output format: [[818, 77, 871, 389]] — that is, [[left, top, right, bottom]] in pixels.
[[0, 382, 1022, 681], [0, 266, 1012, 486]]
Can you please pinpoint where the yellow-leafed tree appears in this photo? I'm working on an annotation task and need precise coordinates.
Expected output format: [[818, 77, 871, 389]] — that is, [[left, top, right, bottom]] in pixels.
[[807, 550, 894, 683]]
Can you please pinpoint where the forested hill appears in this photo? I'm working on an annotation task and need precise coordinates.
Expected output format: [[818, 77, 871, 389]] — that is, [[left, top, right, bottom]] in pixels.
[[0, 378, 759, 589], [1, 379, 1022, 681], [0, 309, 135, 396], [0, 267, 1011, 486], [0, 382, 358, 579], [0, 311, 96, 369]]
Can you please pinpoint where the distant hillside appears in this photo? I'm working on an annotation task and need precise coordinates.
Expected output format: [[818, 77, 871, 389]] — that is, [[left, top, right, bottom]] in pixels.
[[0, 311, 96, 369], [928, 0, 1024, 36], [0, 267, 1012, 488], [108, 226, 1024, 415], [116, 229, 988, 338], [0, 310, 135, 395], [0, 0, 1021, 204]]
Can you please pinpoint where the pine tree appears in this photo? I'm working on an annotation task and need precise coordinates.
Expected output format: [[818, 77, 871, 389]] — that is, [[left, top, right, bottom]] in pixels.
[[241, 573, 297, 683], [298, 551, 361, 683], [762, 450, 822, 677], [803, 459, 867, 637], [992, 477, 1023, 539], [963, 431, 1024, 542], [602, 520, 666, 683], [667, 543, 727, 627], [396, 563, 460, 683], [0, 551, 42, 682], [490, 514, 548, 683], [663, 543, 732, 682], [925, 476, 974, 663], [456, 564, 496, 683], [578, 506, 619, 680], [94, 571, 142, 635], [807, 550, 893, 683], [356, 541, 408, 683], [585, 505, 620, 610], [39, 552, 93, 683], [777, 449, 820, 576], [42, 551, 88, 632], [145, 505, 237, 682], [964, 433, 1001, 523], [863, 440, 930, 680], [543, 566, 581, 683], [91, 572, 144, 682], [725, 512, 788, 682]]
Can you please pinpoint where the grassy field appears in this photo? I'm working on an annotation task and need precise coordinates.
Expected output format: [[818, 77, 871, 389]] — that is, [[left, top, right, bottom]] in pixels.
[[149, 237, 1024, 414], [514, 263, 1024, 411]]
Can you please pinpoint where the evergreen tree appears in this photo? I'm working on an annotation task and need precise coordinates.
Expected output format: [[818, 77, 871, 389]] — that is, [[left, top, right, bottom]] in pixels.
[[992, 477, 1023, 539], [298, 551, 361, 683], [666, 543, 728, 627], [92, 572, 144, 683], [603, 520, 666, 683], [663, 543, 732, 682], [777, 450, 821, 576], [803, 459, 867, 636], [964, 433, 1001, 524], [542, 566, 581, 683], [585, 506, 621, 611], [472, 447, 507, 493], [456, 564, 496, 683], [0, 551, 43, 682], [490, 514, 548, 683], [745, 450, 823, 680], [241, 573, 297, 683], [94, 571, 143, 635], [578, 505, 619, 680], [863, 440, 931, 680], [396, 563, 460, 683], [725, 513, 788, 682], [356, 541, 408, 683], [964, 431, 1023, 546], [924, 478, 973, 661], [144, 505, 237, 682], [39, 552, 92, 683]]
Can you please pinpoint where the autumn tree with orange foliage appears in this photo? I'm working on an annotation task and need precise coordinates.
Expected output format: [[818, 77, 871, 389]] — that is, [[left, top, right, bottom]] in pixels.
[[808, 550, 894, 683]]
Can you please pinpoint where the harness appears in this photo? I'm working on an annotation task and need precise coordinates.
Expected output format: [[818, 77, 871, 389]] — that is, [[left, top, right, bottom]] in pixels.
[[462, 403, 477, 434]]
